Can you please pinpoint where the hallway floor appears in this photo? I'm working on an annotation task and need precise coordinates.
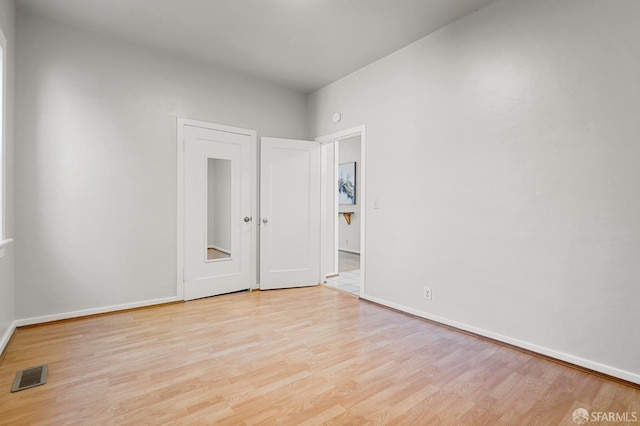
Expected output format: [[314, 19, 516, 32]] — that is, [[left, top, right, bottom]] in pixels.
[[325, 251, 360, 295], [326, 269, 360, 295]]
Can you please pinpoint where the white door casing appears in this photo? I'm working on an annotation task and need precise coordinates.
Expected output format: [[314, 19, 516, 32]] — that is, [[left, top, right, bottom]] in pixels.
[[260, 137, 321, 290], [182, 122, 254, 300]]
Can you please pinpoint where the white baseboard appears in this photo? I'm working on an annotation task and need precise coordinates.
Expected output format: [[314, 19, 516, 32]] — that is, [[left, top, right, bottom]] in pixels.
[[14, 296, 181, 327], [0, 320, 17, 356], [338, 248, 361, 255], [361, 294, 640, 385]]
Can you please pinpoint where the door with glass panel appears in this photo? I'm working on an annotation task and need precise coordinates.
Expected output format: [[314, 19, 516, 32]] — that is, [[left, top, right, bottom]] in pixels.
[[183, 123, 254, 300]]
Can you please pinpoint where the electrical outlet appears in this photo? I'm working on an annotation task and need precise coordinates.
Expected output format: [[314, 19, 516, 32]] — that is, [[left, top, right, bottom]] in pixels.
[[424, 286, 432, 301]]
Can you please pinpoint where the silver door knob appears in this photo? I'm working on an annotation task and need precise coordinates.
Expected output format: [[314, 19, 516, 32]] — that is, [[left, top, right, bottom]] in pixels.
[[244, 216, 252, 223], [262, 218, 269, 224]]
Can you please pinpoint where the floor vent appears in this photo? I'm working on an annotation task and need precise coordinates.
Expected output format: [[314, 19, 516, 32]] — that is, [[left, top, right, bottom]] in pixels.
[[11, 364, 48, 392]]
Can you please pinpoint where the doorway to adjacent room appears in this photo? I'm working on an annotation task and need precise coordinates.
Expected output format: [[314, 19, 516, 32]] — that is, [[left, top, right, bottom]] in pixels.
[[317, 127, 365, 297]]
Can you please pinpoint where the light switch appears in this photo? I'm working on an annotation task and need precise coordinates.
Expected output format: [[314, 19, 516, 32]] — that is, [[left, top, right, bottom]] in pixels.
[[373, 198, 380, 209]]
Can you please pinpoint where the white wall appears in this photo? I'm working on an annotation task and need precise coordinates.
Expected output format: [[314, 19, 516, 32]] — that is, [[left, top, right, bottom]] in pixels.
[[337, 136, 361, 253], [309, 0, 640, 382], [0, 0, 14, 351], [207, 158, 231, 253], [15, 10, 308, 320]]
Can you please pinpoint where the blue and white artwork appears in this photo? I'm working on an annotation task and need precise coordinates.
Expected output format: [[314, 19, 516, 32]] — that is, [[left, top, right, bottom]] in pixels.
[[338, 162, 356, 205]]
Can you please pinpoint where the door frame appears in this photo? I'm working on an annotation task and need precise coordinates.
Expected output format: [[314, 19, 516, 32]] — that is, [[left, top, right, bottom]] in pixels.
[[316, 125, 366, 297], [177, 118, 257, 300]]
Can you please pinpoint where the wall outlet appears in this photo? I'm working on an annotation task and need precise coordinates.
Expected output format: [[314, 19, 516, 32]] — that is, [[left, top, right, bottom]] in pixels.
[[423, 286, 432, 301]]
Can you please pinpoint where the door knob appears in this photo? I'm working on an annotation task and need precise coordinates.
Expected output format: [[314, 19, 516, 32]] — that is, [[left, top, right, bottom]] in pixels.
[[262, 218, 269, 224], [244, 216, 252, 223]]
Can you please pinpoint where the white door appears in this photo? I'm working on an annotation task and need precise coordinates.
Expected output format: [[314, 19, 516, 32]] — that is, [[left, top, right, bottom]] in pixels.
[[260, 137, 321, 290], [184, 124, 254, 300]]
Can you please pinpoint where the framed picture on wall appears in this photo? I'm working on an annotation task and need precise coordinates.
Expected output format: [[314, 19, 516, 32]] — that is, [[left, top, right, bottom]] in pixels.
[[339, 162, 356, 205]]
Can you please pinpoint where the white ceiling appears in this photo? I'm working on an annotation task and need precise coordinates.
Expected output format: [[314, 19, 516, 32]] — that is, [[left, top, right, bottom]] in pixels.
[[16, 0, 496, 93]]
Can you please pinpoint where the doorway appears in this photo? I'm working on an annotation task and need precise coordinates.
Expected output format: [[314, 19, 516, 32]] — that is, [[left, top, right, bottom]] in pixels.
[[178, 119, 365, 299], [317, 126, 366, 298], [178, 119, 326, 299]]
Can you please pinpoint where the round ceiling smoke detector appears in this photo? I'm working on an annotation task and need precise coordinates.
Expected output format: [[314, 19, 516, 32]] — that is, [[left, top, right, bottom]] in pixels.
[[332, 112, 342, 123]]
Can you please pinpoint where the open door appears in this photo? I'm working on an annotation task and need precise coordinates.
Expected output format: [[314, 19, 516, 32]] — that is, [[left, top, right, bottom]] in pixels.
[[260, 137, 321, 290]]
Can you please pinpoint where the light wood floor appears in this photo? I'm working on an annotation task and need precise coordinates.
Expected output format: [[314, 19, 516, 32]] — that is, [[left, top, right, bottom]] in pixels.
[[1, 287, 638, 425]]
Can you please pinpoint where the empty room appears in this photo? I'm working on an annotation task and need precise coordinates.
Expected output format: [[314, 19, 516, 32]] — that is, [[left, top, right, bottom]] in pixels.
[[1, 0, 639, 424]]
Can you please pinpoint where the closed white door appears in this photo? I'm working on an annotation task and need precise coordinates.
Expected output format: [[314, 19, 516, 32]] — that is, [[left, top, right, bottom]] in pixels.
[[260, 137, 321, 290], [184, 124, 254, 300]]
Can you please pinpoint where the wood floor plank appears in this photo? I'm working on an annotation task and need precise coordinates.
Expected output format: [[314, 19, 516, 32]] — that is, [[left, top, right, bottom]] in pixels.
[[0, 286, 638, 425]]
